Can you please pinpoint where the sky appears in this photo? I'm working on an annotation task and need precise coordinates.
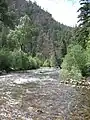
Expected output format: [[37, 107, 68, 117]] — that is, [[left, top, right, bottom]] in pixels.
[[29, 0, 80, 27]]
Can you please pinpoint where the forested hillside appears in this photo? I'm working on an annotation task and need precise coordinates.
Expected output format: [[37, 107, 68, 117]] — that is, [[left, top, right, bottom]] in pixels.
[[25, 1, 73, 63], [0, 0, 74, 72], [8, 0, 73, 66]]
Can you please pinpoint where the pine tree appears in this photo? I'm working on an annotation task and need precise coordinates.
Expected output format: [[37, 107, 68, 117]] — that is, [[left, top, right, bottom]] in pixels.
[[0, 0, 14, 28], [78, 0, 90, 26], [78, 0, 90, 48]]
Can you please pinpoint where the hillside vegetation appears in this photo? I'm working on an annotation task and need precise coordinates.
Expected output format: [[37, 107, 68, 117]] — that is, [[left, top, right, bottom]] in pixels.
[[0, 0, 90, 82], [0, 0, 73, 72]]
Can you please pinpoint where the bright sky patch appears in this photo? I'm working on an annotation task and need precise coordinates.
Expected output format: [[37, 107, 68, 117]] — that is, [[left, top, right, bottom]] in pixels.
[[28, 0, 80, 26]]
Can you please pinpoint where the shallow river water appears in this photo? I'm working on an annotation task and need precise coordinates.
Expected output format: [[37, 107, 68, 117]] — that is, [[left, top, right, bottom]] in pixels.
[[0, 67, 90, 120]]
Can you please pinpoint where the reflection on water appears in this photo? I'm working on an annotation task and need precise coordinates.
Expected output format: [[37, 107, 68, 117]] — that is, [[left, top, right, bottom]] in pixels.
[[0, 67, 90, 120]]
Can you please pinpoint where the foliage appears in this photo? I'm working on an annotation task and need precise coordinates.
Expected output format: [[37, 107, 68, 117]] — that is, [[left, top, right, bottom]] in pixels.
[[28, 56, 41, 69], [77, 0, 90, 48], [0, 0, 14, 28], [7, 0, 73, 68], [84, 40, 90, 75], [9, 50, 41, 71], [78, 0, 90, 27], [50, 55, 56, 67], [61, 45, 87, 78], [60, 66, 82, 82], [1, 0, 90, 78], [0, 48, 12, 72], [43, 59, 51, 67], [11, 50, 29, 70], [34, 57, 42, 68], [25, 1, 73, 63], [7, 15, 38, 54], [28, 56, 36, 69], [36, 53, 44, 65], [7, 30, 20, 51]]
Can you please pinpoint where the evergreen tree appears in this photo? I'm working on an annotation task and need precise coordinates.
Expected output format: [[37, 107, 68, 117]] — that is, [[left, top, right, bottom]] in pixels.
[[0, 0, 14, 28], [78, 0, 90, 48]]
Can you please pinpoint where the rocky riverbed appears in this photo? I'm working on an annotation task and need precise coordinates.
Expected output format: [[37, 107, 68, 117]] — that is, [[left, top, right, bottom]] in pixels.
[[0, 67, 90, 120]]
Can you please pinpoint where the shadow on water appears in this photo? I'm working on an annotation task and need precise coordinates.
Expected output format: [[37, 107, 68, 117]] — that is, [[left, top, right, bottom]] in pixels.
[[0, 67, 90, 119]]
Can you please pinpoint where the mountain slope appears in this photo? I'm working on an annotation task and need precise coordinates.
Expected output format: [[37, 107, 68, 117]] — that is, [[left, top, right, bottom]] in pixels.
[[8, 0, 73, 66]]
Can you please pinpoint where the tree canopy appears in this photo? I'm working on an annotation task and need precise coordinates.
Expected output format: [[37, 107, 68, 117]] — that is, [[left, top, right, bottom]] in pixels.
[[0, 0, 14, 28]]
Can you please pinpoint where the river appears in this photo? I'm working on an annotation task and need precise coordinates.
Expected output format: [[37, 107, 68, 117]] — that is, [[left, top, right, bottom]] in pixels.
[[0, 67, 90, 120]]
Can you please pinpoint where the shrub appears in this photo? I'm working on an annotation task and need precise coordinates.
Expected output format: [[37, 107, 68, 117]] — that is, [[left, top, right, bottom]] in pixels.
[[36, 53, 44, 65], [21, 52, 29, 70], [43, 59, 51, 67], [60, 66, 82, 82], [11, 50, 29, 70], [62, 45, 87, 74], [34, 57, 42, 68], [0, 48, 12, 72], [28, 56, 38, 69], [50, 55, 56, 67], [85, 41, 90, 76], [61, 44, 87, 81]]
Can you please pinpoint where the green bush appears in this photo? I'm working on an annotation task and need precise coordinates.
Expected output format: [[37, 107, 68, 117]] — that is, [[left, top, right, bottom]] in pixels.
[[62, 45, 87, 73], [11, 50, 29, 70], [61, 44, 87, 81], [60, 66, 82, 82], [43, 59, 51, 67], [36, 53, 44, 65], [85, 41, 90, 76], [28, 56, 38, 69], [11, 52, 41, 70], [21, 52, 29, 70], [50, 55, 56, 67], [0, 48, 12, 72], [34, 57, 42, 68]]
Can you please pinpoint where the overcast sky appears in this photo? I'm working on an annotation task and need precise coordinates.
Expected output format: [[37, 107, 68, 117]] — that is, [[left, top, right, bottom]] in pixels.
[[29, 0, 80, 26]]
